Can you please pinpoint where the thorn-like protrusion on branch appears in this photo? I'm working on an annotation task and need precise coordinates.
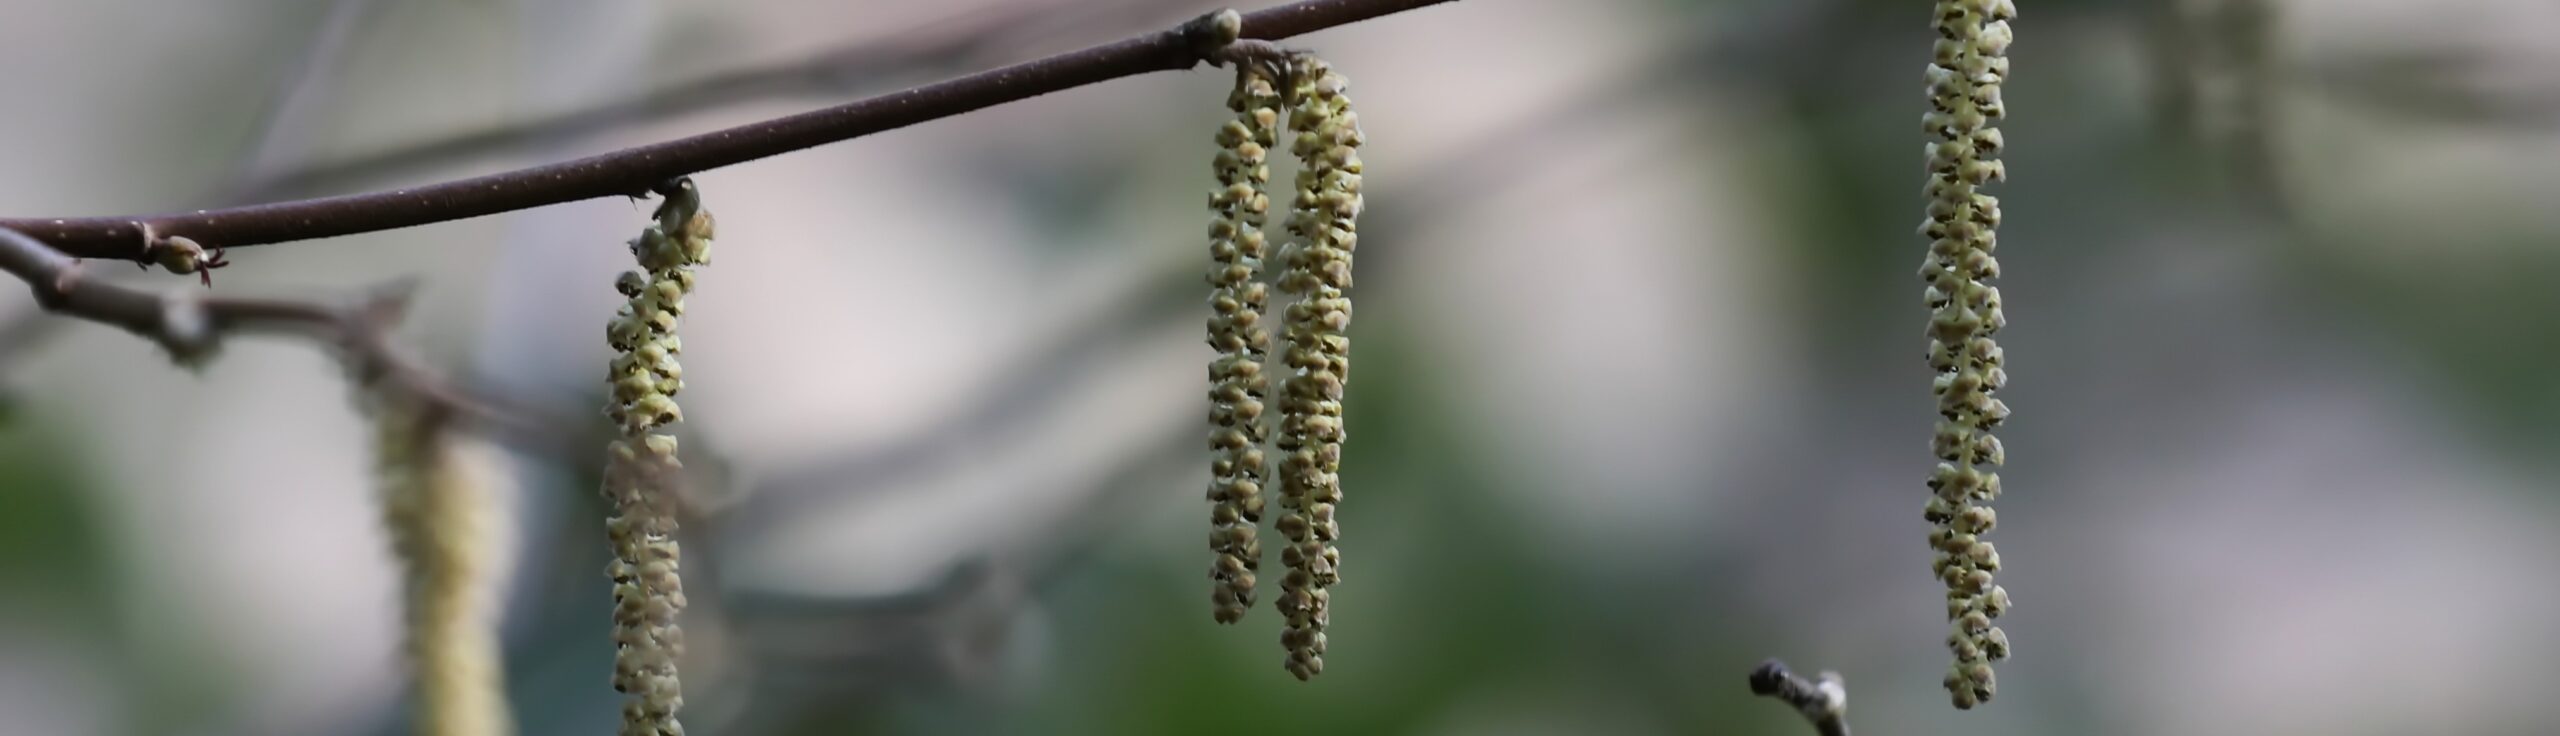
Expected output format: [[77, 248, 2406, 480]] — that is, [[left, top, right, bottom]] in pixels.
[[1749, 659, 1852, 736]]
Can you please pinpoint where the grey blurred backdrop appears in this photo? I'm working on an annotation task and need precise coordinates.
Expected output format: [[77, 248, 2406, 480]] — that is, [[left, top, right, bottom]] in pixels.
[[3, 0, 2559, 734]]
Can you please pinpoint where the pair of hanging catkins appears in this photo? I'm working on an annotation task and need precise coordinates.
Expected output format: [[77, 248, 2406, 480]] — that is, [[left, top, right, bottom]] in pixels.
[[1202, 23, 1366, 682]]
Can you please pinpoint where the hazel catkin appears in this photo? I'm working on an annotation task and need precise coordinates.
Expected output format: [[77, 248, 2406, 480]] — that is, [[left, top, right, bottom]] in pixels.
[[1271, 53, 1363, 682], [1206, 62, 1284, 626], [1920, 0, 2017, 710], [599, 180, 713, 735]]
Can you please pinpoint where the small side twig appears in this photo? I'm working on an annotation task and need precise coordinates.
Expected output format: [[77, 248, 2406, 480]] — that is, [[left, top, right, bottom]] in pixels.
[[0, 225, 518, 433], [1749, 659, 1851, 736]]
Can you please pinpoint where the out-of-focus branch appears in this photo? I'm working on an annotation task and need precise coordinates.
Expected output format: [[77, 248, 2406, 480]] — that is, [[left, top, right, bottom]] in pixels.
[[226, 0, 1182, 201], [1748, 659, 1851, 736], [723, 260, 1200, 520], [216, 0, 389, 201], [0, 226, 519, 433], [2157, 0, 2291, 219], [2, 0, 1461, 261], [707, 419, 1197, 735]]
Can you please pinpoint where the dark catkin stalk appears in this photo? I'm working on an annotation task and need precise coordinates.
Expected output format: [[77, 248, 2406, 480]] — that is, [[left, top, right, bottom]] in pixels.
[[600, 180, 713, 735], [1919, 0, 2016, 710], [374, 398, 514, 736], [1207, 59, 1284, 625], [1272, 53, 1362, 682]]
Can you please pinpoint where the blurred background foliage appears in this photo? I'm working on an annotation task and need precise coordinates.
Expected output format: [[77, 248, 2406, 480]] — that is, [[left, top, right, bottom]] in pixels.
[[5, 0, 2560, 734]]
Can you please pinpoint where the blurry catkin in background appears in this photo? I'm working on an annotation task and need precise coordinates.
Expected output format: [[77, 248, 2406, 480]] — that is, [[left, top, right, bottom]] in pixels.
[[371, 398, 513, 736], [1919, 0, 2017, 710]]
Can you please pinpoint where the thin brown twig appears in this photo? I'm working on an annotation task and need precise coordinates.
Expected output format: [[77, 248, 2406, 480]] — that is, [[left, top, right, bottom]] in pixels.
[[0, 226, 522, 433], [2, 0, 1460, 261], [1749, 659, 1852, 736]]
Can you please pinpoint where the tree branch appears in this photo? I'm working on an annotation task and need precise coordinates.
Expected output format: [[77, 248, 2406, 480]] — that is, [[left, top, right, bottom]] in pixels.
[[1749, 659, 1851, 736], [2, 0, 1459, 261], [0, 226, 520, 433]]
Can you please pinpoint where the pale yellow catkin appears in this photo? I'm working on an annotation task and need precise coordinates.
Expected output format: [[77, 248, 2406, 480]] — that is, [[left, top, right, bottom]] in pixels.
[[600, 180, 712, 736], [1206, 62, 1283, 625], [1919, 0, 2016, 710], [375, 400, 513, 736], [1272, 53, 1362, 682]]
